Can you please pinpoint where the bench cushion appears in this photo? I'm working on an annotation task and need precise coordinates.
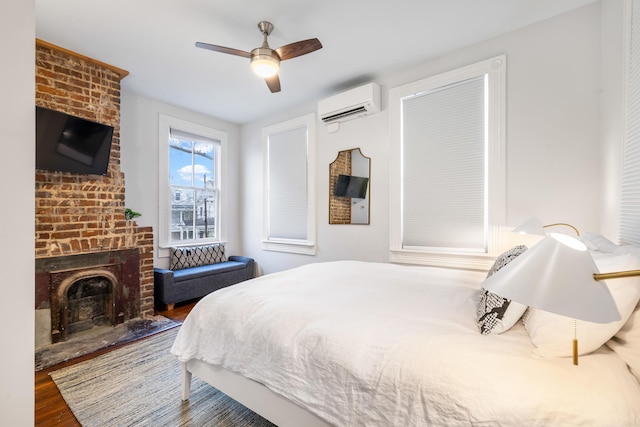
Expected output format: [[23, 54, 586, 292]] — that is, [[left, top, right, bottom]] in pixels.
[[172, 261, 246, 283]]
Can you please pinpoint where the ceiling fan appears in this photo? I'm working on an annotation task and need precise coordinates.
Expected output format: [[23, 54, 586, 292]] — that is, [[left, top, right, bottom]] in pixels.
[[196, 21, 322, 93]]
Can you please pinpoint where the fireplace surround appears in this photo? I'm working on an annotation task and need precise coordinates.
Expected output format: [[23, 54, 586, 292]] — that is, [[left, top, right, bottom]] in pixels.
[[35, 250, 140, 346]]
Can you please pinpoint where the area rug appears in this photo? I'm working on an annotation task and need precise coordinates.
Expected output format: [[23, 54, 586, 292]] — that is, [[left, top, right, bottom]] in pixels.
[[36, 315, 179, 371], [50, 328, 275, 427]]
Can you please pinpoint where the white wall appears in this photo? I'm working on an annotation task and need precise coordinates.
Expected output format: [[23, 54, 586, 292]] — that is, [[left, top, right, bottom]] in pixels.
[[240, 4, 604, 275], [600, 0, 625, 242], [120, 92, 242, 268], [2, 0, 35, 424]]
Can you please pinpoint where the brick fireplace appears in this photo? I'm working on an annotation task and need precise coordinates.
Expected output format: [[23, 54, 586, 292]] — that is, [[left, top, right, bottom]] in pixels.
[[34, 39, 154, 348]]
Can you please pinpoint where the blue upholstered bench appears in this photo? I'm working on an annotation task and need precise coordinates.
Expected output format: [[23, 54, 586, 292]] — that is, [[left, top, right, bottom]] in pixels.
[[153, 244, 254, 310]]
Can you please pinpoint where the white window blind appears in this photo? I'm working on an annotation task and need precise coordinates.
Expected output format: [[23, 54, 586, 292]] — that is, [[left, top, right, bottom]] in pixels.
[[621, 0, 640, 245], [262, 113, 317, 255], [402, 76, 487, 251], [267, 127, 308, 240]]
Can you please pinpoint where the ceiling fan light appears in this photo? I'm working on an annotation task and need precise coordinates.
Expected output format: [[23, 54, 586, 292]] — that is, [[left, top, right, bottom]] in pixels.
[[251, 54, 280, 78]]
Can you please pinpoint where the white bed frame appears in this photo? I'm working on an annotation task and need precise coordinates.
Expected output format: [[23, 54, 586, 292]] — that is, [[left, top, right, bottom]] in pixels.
[[181, 360, 333, 427]]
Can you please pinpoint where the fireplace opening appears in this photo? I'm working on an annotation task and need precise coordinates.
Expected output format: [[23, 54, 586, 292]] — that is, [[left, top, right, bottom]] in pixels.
[[66, 276, 114, 336], [50, 268, 119, 343]]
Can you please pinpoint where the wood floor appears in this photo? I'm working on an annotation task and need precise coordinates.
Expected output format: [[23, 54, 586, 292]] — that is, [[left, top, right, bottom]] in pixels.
[[35, 301, 196, 426]]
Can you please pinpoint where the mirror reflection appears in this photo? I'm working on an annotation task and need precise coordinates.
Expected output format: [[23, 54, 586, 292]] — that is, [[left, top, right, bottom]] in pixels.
[[329, 148, 370, 224]]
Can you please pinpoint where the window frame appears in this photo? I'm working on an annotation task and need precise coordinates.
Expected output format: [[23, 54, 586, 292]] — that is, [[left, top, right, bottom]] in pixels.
[[262, 113, 317, 255], [158, 114, 228, 250], [389, 55, 506, 269]]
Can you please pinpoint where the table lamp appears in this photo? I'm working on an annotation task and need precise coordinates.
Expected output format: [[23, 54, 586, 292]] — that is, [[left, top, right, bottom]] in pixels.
[[482, 232, 640, 364]]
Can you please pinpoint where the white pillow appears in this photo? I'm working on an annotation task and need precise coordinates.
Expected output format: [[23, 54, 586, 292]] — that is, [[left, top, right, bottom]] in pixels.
[[523, 251, 640, 358], [607, 301, 640, 383], [579, 232, 618, 253], [476, 246, 528, 335]]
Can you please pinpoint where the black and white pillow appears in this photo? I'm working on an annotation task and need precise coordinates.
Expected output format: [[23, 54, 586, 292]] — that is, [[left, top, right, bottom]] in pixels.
[[476, 245, 528, 335], [169, 244, 226, 271]]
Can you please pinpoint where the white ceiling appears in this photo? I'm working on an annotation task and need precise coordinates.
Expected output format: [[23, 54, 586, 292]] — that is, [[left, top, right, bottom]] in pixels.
[[35, 0, 596, 124]]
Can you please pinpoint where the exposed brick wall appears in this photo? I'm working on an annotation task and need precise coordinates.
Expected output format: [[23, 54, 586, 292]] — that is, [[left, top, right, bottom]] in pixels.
[[35, 39, 154, 318], [329, 150, 352, 224]]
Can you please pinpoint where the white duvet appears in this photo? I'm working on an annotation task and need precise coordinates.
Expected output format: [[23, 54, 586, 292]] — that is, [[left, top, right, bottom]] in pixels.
[[172, 261, 640, 426]]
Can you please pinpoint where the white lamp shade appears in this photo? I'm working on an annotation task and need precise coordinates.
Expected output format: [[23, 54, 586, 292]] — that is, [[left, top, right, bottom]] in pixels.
[[482, 233, 621, 323], [512, 217, 546, 235]]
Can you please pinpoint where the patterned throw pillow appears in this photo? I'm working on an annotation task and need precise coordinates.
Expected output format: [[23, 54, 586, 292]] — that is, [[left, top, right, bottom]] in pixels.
[[476, 245, 528, 335], [169, 244, 226, 270]]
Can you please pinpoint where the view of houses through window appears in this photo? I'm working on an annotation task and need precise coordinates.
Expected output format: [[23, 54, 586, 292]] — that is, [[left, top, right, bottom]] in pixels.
[[167, 127, 221, 245]]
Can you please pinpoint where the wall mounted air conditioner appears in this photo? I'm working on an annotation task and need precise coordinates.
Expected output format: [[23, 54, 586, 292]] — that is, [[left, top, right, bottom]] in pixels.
[[318, 82, 380, 124]]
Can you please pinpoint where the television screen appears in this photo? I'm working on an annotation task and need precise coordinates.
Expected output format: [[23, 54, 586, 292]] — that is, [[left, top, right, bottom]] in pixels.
[[36, 106, 114, 175], [334, 174, 369, 199]]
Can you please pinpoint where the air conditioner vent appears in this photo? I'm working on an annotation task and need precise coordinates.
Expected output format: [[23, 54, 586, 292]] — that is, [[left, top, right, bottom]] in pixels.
[[320, 106, 368, 123]]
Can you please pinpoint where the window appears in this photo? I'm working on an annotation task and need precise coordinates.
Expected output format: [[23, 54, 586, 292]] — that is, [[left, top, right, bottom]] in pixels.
[[389, 56, 506, 269], [262, 113, 316, 255], [158, 115, 227, 248]]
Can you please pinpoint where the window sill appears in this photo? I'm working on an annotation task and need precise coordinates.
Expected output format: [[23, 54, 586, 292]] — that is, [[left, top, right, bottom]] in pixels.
[[262, 239, 316, 256], [389, 249, 495, 271]]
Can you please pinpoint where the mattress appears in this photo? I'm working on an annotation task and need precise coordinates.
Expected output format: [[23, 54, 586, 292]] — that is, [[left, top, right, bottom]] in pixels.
[[172, 260, 640, 426]]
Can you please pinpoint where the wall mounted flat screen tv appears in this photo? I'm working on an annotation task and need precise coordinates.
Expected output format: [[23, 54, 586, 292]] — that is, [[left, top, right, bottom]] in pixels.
[[36, 106, 114, 175], [334, 174, 369, 199]]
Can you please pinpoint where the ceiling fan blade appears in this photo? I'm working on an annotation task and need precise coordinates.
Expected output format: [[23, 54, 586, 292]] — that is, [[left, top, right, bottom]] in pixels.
[[275, 38, 322, 61], [195, 42, 251, 58], [265, 74, 281, 93]]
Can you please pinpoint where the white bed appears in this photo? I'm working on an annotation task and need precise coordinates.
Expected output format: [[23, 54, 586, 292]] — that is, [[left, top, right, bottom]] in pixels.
[[171, 260, 640, 426]]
